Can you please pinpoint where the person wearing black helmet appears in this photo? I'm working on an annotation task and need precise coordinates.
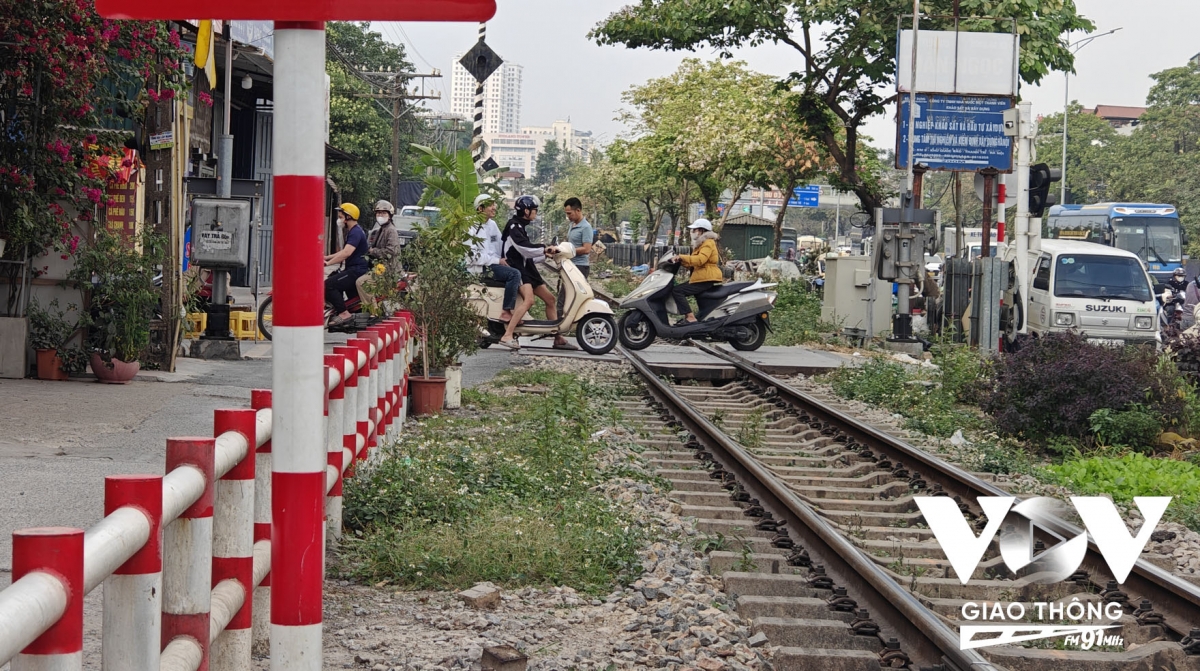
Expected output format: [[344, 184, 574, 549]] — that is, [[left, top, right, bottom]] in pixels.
[[500, 195, 573, 349]]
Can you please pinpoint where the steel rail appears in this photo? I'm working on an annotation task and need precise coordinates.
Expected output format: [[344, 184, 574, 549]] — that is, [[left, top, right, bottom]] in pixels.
[[619, 345, 998, 671], [692, 341, 1200, 640]]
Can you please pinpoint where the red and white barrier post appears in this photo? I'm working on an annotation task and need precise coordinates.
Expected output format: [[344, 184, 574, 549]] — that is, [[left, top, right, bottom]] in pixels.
[[162, 438, 216, 670], [11, 527, 84, 671], [249, 390, 272, 650], [347, 338, 373, 464], [325, 354, 347, 542], [997, 183, 1007, 243], [333, 346, 363, 473], [101, 475, 163, 671], [270, 21, 328, 670], [212, 410, 258, 670]]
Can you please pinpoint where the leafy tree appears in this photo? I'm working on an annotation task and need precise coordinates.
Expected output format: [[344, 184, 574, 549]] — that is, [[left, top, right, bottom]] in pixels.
[[326, 22, 423, 208], [756, 91, 833, 256], [1108, 62, 1200, 253], [591, 0, 1093, 213], [1034, 103, 1122, 204], [534, 140, 565, 186]]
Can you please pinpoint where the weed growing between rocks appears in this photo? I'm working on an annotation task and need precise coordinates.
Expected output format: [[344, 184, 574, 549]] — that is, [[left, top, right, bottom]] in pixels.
[[764, 280, 833, 346], [340, 370, 648, 593], [1044, 453, 1200, 529]]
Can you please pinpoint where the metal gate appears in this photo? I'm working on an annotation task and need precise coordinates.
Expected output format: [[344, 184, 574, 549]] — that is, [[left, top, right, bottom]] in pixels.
[[253, 109, 274, 287]]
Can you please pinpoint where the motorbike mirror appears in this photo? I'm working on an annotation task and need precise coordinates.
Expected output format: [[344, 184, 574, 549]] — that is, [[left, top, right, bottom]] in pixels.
[[849, 212, 872, 229]]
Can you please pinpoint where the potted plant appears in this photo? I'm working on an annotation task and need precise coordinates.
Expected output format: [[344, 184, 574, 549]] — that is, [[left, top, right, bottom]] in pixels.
[[402, 232, 483, 415], [26, 298, 82, 381], [406, 145, 503, 411], [68, 229, 166, 384]]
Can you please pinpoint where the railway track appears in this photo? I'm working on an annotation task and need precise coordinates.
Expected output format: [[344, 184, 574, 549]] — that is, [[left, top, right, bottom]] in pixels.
[[613, 343, 1200, 671]]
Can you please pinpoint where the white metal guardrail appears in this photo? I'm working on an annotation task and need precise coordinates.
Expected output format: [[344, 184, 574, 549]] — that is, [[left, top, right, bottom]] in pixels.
[[0, 316, 415, 671]]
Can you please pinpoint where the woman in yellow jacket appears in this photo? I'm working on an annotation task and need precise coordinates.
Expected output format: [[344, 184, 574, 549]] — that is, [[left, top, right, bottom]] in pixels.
[[672, 219, 723, 324]]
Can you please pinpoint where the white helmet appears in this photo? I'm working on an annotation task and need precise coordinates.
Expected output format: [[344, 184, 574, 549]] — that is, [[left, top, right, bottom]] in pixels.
[[373, 200, 395, 215], [688, 218, 713, 231], [473, 193, 497, 210]]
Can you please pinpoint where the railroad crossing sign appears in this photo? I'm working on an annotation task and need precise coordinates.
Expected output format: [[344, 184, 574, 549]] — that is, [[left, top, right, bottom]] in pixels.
[[97, 0, 496, 20], [460, 39, 503, 83]]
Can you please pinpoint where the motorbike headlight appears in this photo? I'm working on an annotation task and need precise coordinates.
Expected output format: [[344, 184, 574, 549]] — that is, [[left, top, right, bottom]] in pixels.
[[1054, 312, 1075, 326], [1135, 316, 1153, 329]]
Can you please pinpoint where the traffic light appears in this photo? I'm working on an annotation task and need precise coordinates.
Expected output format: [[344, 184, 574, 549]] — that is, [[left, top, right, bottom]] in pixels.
[[1028, 163, 1062, 217]]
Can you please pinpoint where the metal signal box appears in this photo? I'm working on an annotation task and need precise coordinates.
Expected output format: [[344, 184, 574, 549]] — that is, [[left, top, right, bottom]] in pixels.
[[191, 198, 250, 268]]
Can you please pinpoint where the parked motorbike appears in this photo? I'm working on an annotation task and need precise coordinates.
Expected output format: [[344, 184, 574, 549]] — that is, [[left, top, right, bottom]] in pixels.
[[617, 252, 777, 351], [468, 242, 618, 355]]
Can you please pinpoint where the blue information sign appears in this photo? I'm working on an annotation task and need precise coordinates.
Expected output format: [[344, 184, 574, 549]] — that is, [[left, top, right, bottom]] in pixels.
[[896, 94, 1013, 172], [788, 185, 821, 208]]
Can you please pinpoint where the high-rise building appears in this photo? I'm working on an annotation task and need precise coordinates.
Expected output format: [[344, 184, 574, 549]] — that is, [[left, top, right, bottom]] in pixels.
[[450, 53, 523, 135]]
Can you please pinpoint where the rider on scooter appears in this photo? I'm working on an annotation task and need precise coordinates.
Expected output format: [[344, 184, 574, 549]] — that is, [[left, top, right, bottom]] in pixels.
[[671, 219, 723, 325], [500, 195, 573, 350], [324, 203, 369, 327], [468, 194, 522, 323]]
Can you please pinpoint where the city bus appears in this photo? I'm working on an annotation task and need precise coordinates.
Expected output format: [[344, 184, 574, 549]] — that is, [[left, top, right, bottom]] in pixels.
[[1045, 203, 1185, 282]]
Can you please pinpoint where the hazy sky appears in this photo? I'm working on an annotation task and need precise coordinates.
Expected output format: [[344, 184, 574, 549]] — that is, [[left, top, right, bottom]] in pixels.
[[378, 0, 1200, 148]]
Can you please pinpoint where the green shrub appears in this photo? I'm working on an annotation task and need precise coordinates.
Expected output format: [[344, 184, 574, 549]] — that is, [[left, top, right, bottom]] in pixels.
[[984, 332, 1187, 441], [826, 357, 977, 438], [766, 280, 830, 346], [1089, 405, 1162, 452], [931, 342, 992, 405]]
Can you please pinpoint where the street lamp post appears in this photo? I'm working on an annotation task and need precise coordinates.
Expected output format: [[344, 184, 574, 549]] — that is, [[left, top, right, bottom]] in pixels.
[[1061, 28, 1122, 205]]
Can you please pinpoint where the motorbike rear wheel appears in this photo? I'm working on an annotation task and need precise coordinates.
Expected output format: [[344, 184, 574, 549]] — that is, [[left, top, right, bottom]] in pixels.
[[618, 311, 656, 350], [576, 314, 618, 355], [728, 316, 768, 351], [257, 297, 273, 342]]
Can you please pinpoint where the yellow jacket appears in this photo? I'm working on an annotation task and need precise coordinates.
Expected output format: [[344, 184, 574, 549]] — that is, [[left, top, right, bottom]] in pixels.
[[679, 233, 723, 284]]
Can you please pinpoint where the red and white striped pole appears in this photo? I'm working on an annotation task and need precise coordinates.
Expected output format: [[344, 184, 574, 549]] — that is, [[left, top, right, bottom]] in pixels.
[[270, 21, 327, 671], [101, 475, 163, 671], [324, 354, 346, 542], [386, 321, 401, 438], [333, 346, 363, 474], [11, 527, 84, 671], [365, 328, 388, 451], [249, 390, 272, 650], [347, 338, 373, 464], [997, 183, 1007, 243], [212, 409, 258, 670], [162, 437, 216, 670]]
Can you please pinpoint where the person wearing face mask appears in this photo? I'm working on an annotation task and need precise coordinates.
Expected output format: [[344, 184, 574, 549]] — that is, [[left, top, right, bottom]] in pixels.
[[324, 203, 369, 327], [671, 219, 723, 324], [356, 200, 402, 308]]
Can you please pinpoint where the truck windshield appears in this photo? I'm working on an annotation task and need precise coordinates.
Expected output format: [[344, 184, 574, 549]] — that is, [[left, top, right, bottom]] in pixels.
[[1053, 254, 1152, 302]]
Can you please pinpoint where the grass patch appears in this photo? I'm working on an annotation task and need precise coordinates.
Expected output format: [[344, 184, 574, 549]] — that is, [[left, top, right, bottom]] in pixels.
[[1044, 453, 1200, 530], [340, 372, 647, 592], [765, 280, 833, 346]]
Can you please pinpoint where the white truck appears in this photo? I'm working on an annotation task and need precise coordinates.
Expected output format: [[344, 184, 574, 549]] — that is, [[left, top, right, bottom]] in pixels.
[[943, 227, 1000, 260], [1001, 239, 1159, 347]]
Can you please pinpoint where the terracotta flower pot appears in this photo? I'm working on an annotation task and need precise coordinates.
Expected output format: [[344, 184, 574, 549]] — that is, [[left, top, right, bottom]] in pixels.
[[90, 353, 140, 384], [409, 376, 447, 416], [35, 348, 68, 381]]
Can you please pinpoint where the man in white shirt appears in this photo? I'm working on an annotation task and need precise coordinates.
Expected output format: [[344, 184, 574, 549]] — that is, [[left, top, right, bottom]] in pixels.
[[468, 194, 522, 323]]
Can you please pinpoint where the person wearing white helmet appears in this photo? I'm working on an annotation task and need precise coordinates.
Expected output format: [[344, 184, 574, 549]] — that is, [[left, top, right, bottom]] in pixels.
[[467, 193, 521, 323], [671, 218, 723, 324], [355, 199, 402, 308]]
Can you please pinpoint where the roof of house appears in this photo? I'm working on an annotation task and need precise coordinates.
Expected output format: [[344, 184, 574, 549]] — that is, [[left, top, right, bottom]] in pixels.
[[1088, 105, 1147, 120]]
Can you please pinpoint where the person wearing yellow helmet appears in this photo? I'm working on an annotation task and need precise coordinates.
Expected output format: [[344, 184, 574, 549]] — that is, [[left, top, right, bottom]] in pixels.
[[324, 203, 368, 326]]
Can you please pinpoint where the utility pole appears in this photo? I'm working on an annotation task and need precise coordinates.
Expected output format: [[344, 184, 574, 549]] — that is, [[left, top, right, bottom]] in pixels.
[[354, 70, 441, 201], [1014, 101, 1035, 333], [896, 0, 921, 343]]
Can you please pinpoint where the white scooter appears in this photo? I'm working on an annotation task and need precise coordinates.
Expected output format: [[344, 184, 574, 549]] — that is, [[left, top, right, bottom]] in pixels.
[[467, 242, 618, 355]]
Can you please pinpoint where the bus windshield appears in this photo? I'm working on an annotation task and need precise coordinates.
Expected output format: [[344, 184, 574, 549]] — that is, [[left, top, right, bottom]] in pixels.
[[1112, 217, 1182, 264], [1053, 254, 1152, 302]]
